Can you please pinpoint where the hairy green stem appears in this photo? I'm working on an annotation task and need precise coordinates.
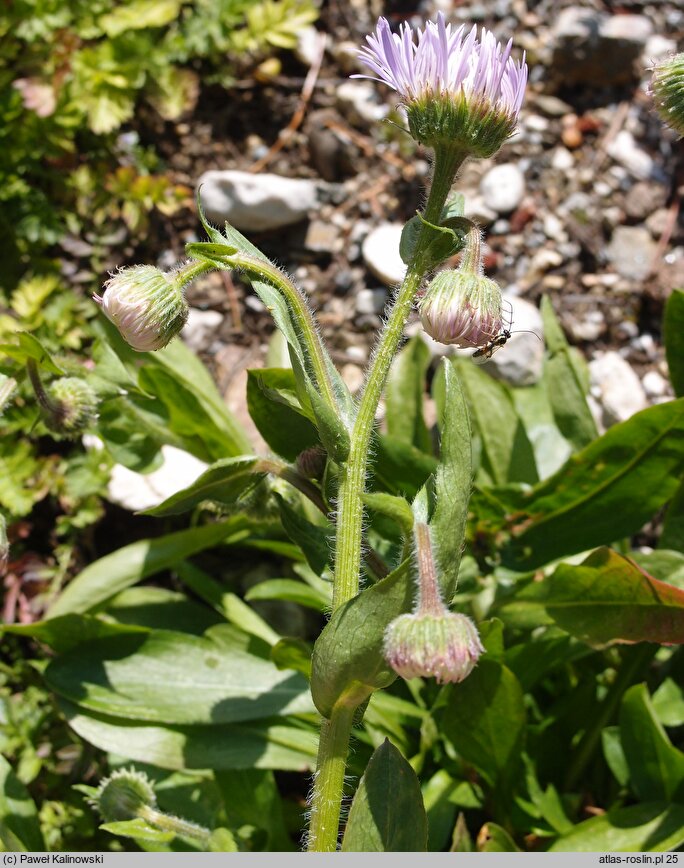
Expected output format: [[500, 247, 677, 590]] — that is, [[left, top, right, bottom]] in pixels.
[[307, 146, 465, 853], [219, 252, 339, 415], [307, 704, 356, 852], [332, 146, 465, 611], [139, 806, 211, 845]]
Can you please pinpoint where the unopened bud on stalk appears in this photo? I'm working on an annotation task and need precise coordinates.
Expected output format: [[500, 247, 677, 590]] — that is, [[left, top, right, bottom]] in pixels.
[[383, 523, 483, 684], [95, 263, 201, 352], [650, 52, 684, 137], [296, 446, 327, 479], [93, 768, 157, 823], [419, 222, 503, 347], [46, 378, 98, 436]]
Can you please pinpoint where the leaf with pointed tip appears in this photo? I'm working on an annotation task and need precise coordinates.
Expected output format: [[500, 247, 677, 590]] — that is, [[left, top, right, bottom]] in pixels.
[[341, 740, 427, 852]]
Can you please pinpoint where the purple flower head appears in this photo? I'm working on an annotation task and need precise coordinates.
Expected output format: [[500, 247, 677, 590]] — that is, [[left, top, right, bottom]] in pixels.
[[356, 14, 527, 156]]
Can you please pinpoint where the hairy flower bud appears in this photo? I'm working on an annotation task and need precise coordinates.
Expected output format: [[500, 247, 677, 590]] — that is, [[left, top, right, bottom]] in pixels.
[[650, 52, 684, 137], [45, 377, 98, 436], [384, 610, 484, 684], [93, 768, 157, 823], [296, 446, 327, 479], [356, 14, 527, 157], [95, 264, 192, 352]]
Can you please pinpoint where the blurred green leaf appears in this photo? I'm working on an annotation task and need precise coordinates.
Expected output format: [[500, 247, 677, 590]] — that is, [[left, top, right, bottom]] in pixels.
[[47, 519, 253, 617], [540, 296, 598, 451], [60, 700, 318, 772], [214, 770, 293, 851], [45, 628, 314, 724], [385, 337, 432, 453], [245, 578, 329, 612], [456, 359, 538, 486], [549, 803, 684, 851], [619, 684, 684, 802], [2, 614, 147, 654], [246, 368, 319, 461], [142, 457, 264, 516], [100, 0, 183, 37], [341, 740, 427, 852], [505, 547, 684, 646], [497, 398, 684, 570], [103, 587, 223, 634], [0, 332, 65, 375], [441, 660, 525, 791], [664, 287, 684, 397], [476, 822, 520, 852], [0, 754, 46, 852], [99, 818, 175, 843], [652, 678, 684, 727], [661, 478, 684, 552], [275, 493, 331, 575], [372, 435, 437, 498]]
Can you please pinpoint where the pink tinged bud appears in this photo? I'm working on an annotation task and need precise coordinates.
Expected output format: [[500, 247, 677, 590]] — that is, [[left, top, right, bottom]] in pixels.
[[95, 265, 190, 352], [419, 269, 503, 347], [355, 15, 527, 156], [384, 611, 484, 684]]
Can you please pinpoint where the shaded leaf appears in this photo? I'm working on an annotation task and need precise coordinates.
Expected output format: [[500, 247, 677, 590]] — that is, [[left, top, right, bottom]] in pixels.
[[0, 755, 45, 852], [246, 368, 319, 461], [549, 802, 684, 852], [246, 579, 329, 612], [385, 337, 431, 453], [664, 287, 684, 397], [341, 740, 427, 852]]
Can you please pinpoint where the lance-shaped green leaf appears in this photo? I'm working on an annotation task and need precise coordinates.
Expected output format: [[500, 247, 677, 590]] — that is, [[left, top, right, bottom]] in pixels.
[[385, 337, 432, 453], [619, 683, 684, 802], [549, 803, 684, 852], [664, 287, 684, 397], [342, 740, 428, 852], [45, 628, 314, 724], [246, 368, 319, 461], [0, 755, 45, 852], [246, 579, 329, 612], [441, 659, 526, 791], [372, 435, 438, 498], [275, 493, 332, 575], [455, 359, 538, 486], [59, 700, 318, 772], [540, 296, 597, 451], [497, 398, 684, 570], [2, 614, 148, 654], [47, 519, 252, 617], [142, 457, 264, 516], [506, 547, 684, 646], [310, 559, 413, 718], [431, 360, 473, 602]]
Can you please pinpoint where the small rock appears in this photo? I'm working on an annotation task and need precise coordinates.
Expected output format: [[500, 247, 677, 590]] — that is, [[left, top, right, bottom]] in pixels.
[[606, 130, 654, 180], [336, 80, 388, 127], [182, 308, 223, 352], [295, 26, 323, 67], [624, 181, 668, 220], [569, 310, 605, 342], [356, 288, 387, 316], [341, 363, 364, 393], [305, 219, 342, 254], [646, 208, 671, 238], [644, 34, 677, 62], [642, 370, 668, 399], [197, 170, 320, 232], [551, 147, 575, 170], [550, 7, 652, 86], [480, 163, 525, 214], [606, 226, 656, 281], [361, 223, 407, 286], [481, 296, 544, 386], [589, 352, 648, 426], [107, 446, 209, 512]]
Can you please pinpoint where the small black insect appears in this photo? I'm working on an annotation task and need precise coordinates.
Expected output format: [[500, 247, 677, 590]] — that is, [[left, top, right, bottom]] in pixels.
[[472, 329, 512, 361]]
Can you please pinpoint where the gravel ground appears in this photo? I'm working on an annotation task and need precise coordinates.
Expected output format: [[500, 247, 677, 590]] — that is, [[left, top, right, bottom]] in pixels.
[[132, 0, 684, 440]]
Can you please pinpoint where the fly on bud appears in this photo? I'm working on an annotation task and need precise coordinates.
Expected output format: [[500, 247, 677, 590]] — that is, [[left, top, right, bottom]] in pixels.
[[355, 14, 527, 157], [95, 264, 195, 352]]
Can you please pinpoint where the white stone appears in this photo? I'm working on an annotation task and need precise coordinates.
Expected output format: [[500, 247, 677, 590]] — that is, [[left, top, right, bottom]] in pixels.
[[480, 296, 544, 386], [197, 170, 320, 232], [356, 287, 387, 316], [295, 26, 323, 67], [642, 370, 668, 398], [107, 446, 209, 513], [480, 163, 525, 214], [551, 147, 574, 170], [181, 308, 223, 352], [606, 226, 657, 281], [601, 14, 652, 45], [361, 223, 407, 286], [606, 130, 654, 180], [336, 80, 388, 127], [645, 35, 677, 62], [589, 351, 648, 426]]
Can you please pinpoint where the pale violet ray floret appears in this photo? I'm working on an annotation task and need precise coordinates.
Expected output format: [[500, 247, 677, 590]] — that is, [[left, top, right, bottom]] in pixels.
[[354, 13, 527, 120]]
